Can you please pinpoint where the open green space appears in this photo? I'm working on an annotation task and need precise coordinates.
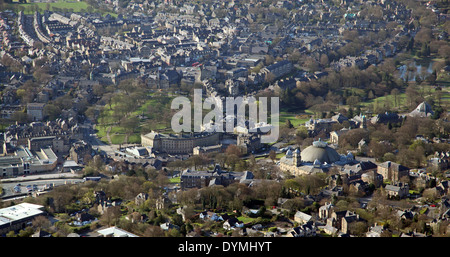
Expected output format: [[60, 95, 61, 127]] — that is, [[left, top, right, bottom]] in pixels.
[[169, 177, 180, 184], [237, 215, 257, 224], [10, 0, 117, 17], [276, 109, 313, 128], [360, 92, 408, 110], [96, 93, 175, 145], [345, 84, 449, 113]]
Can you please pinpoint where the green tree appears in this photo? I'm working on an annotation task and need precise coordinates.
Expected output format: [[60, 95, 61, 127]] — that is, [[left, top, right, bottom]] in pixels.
[[44, 104, 62, 120]]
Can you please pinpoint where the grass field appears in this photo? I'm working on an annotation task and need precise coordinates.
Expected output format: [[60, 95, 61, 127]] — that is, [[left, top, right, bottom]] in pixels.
[[276, 109, 313, 127], [346, 84, 449, 113], [11, 0, 117, 17], [169, 177, 180, 184], [360, 93, 408, 110], [96, 93, 175, 145], [16, 0, 90, 13]]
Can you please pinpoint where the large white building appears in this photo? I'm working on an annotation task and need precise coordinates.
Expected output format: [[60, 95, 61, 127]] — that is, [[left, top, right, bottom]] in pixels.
[[0, 203, 45, 235]]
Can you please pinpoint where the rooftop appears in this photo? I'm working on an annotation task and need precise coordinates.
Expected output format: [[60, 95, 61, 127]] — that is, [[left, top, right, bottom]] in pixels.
[[97, 226, 139, 237], [0, 203, 44, 227], [301, 140, 341, 164]]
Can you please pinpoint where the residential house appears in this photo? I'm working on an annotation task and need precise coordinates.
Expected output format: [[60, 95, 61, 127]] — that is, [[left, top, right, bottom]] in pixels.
[[385, 183, 409, 199], [155, 195, 171, 210], [97, 198, 121, 215], [326, 209, 362, 234], [179, 164, 254, 190], [377, 161, 409, 183], [135, 193, 149, 206], [341, 211, 363, 234], [287, 221, 317, 237], [330, 128, 350, 145], [223, 217, 244, 230], [319, 202, 335, 220], [69, 140, 93, 164], [361, 170, 384, 188], [366, 224, 385, 237], [160, 222, 180, 231], [260, 60, 292, 80], [73, 212, 96, 226], [199, 211, 223, 221], [396, 209, 416, 220], [294, 211, 312, 225]]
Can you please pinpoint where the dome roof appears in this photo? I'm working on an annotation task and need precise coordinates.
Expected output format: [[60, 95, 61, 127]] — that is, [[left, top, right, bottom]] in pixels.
[[301, 142, 341, 164]]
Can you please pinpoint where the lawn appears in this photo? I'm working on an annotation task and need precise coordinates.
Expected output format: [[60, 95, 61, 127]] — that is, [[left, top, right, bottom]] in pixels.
[[96, 93, 175, 145], [12, 0, 117, 17], [353, 84, 449, 112], [169, 177, 180, 184], [237, 216, 256, 224], [17, 0, 90, 13], [360, 92, 408, 110], [276, 109, 313, 127]]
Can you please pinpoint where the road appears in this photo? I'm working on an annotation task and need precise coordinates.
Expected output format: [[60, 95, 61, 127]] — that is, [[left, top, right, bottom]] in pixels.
[[1, 173, 84, 199], [82, 120, 119, 158]]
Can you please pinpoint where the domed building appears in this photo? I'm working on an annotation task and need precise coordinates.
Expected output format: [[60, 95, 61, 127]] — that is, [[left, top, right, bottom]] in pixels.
[[279, 139, 356, 176], [300, 140, 341, 164]]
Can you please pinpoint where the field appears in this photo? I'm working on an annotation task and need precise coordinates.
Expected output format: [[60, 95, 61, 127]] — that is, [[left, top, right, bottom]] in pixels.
[[96, 93, 175, 145], [276, 109, 313, 127], [11, 0, 116, 16]]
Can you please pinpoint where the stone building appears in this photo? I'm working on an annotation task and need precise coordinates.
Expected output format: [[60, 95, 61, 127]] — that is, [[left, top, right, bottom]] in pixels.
[[385, 183, 409, 199], [69, 140, 93, 163], [135, 193, 149, 206], [180, 164, 254, 190], [377, 161, 409, 183], [260, 60, 293, 79], [27, 103, 45, 121], [279, 139, 354, 176], [319, 202, 335, 220], [141, 131, 220, 155]]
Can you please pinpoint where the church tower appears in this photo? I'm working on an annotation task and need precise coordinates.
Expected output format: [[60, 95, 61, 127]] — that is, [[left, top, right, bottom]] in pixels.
[[360, 114, 367, 129], [293, 148, 301, 167]]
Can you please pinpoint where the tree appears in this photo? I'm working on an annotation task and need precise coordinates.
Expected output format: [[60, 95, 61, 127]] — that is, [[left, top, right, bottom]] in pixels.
[[391, 88, 400, 107], [405, 84, 421, 109], [285, 119, 293, 129], [265, 72, 276, 84], [225, 144, 243, 158], [320, 54, 329, 67], [100, 206, 121, 226], [10, 110, 30, 123], [346, 95, 361, 108], [43, 104, 62, 120], [269, 150, 277, 163], [143, 225, 165, 237], [33, 65, 52, 84], [348, 221, 368, 237], [32, 216, 51, 231]]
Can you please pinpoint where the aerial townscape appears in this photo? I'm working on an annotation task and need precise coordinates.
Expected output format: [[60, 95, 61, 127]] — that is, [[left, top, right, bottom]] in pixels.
[[0, 0, 449, 239]]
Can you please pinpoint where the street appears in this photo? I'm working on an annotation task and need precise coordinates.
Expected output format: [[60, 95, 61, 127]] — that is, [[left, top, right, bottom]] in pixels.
[[1, 173, 84, 199]]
